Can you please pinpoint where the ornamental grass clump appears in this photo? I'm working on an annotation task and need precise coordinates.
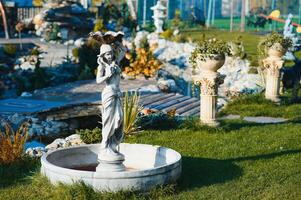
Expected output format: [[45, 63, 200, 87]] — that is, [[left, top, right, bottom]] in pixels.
[[123, 91, 142, 135], [189, 37, 230, 68], [257, 32, 293, 57], [0, 122, 28, 164]]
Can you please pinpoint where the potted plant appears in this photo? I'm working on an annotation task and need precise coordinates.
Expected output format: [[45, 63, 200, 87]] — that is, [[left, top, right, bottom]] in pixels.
[[258, 32, 292, 58], [189, 37, 230, 74]]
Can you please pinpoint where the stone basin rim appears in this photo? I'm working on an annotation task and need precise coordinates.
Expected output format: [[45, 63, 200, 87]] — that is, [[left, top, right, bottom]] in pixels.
[[41, 143, 182, 179]]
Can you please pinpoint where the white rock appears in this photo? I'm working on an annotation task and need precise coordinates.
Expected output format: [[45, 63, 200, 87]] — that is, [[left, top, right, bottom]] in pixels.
[[74, 38, 85, 47], [157, 79, 177, 92], [26, 147, 45, 158], [137, 85, 160, 93], [21, 92, 32, 97]]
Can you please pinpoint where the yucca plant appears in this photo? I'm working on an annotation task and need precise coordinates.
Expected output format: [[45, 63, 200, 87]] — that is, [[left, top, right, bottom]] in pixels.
[[0, 122, 28, 164], [123, 91, 142, 135]]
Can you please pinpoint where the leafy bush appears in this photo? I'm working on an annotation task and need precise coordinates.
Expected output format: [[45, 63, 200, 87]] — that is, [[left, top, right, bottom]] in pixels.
[[123, 91, 141, 135], [189, 37, 231, 68], [137, 112, 179, 130], [3, 44, 17, 57], [77, 38, 100, 79], [78, 65, 94, 80], [76, 127, 102, 144], [257, 32, 293, 57], [0, 122, 28, 164], [124, 37, 161, 78], [124, 47, 162, 78]]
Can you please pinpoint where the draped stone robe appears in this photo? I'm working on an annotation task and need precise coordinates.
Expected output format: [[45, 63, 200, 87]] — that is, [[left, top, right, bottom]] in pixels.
[[97, 61, 123, 153]]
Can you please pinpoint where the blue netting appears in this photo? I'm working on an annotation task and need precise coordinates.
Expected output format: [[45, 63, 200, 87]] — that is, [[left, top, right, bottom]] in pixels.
[[137, 0, 222, 23]]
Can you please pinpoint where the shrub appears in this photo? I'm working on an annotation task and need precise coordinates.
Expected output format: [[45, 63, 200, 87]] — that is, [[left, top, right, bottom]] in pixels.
[[124, 38, 161, 78], [124, 47, 162, 78], [0, 122, 28, 164], [76, 127, 102, 144], [123, 91, 141, 135], [77, 38, 100, 78], [137, 112, 179, 130], [3, 44, 17, 57], [78, 65, 94, 80]]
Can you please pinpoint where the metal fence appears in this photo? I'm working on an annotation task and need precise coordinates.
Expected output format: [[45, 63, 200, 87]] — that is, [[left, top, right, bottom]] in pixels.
[[17, 7, 43, 21]]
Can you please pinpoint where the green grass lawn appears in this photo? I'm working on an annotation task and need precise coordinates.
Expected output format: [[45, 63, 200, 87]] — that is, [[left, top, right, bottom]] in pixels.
[[1, 117, 300, 199], [182, 28, 301, 67], [182, 28, 263, 66], [219, 92, 301, 120]]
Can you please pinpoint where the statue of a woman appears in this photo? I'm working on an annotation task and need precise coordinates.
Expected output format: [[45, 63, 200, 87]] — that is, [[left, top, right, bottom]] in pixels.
[[96, 44, 124, 163]]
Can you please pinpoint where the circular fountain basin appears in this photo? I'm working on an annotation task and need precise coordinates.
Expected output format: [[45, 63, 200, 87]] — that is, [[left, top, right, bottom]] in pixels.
[[41, 143, 181, 192]]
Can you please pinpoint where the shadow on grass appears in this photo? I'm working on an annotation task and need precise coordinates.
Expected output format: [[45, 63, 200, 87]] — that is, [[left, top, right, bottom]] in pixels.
[[226, 149, 301, 162], [179, 156, 243, 190], [179, 149, 301, 191], [0, 157, 40, 188]]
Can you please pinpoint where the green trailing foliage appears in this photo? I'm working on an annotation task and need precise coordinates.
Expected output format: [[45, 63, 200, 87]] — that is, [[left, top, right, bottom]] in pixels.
[[189, 36, 231, 68], [257, 32, 293, 58], [76, 127, 102, 144]]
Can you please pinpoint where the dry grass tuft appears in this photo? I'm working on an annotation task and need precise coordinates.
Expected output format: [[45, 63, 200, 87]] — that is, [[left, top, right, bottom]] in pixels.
[[0, 122, 28, 164]]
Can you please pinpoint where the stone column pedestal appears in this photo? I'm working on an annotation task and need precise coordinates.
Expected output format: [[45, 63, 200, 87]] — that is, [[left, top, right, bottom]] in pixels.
[[193, 72, 225, 127], [262, 57, 284, 103]]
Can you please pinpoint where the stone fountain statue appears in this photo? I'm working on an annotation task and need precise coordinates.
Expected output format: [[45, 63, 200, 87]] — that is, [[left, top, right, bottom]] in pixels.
[[151, 1, 166, 33], [92, 31, 127, 172]]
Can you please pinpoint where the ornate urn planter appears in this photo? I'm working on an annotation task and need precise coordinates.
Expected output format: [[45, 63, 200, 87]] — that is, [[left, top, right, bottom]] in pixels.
[[192, 53, 225, 127], [263, 43, 286, 103], [196, 54, 225, 74]]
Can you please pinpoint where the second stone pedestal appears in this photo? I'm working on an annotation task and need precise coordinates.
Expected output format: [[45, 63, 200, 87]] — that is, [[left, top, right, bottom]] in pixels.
[[193, 72, 225, 127], [262, 57, 284, 103]]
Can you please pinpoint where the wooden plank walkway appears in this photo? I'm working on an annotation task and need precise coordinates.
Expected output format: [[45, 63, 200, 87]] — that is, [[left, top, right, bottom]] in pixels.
[[139, 93, 200, 117], [0, 92, 201, 118]]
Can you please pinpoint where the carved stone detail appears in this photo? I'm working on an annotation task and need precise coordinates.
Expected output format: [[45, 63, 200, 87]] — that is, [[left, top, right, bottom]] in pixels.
[[262, 56, 284, 102], [192, 72, 225, 127], [262, 57, 284, 77]]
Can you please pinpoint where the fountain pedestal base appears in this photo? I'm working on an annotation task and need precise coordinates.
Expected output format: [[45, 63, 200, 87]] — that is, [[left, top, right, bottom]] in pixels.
[[96, 148, 126, 172]]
